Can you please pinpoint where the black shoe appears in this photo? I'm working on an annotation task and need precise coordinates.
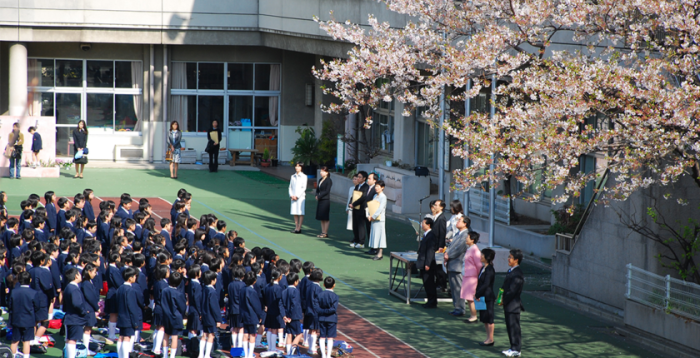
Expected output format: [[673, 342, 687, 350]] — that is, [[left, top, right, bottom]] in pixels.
[[372, 256, 383, 261], [422, 303, 437, 309], [365, 249, 377, 255], [479, 342, 494, 346]]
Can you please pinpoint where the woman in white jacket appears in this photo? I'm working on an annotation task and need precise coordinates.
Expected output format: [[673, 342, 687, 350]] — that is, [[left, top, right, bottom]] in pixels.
[[289, 162, 308, 234]]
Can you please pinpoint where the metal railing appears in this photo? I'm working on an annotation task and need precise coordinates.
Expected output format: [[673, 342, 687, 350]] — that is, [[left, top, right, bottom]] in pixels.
[[464, 188, 511, 225], [626, 263, 700, 321], [555, 233, 575, 251]]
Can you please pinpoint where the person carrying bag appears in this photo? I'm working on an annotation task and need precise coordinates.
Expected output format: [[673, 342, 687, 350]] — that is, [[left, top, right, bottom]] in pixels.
[[6, 122, 24, 179]]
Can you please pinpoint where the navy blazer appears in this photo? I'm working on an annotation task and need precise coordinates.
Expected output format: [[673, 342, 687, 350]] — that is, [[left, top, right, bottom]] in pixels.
[[227, 279, 245, 315], [105, 264, 125, 302], [279, 275, 289, 290], [254, 274, 266, 302], [502, 266, 525, 313], [315, 290, 339, 323], [57, 252, 69, 275], [45, 203, 58, 233], [263, 283, 286, 320], [134, 225, 143, 243], [240, 285, 264, 326], [93, 256, 106, 295], [135, 271, 148, 306], [19, 220, 32, 235], [97, 221, 110, 245], [298, 276, 310, 309], [57, 209, 67, 232], [76, 229, 94, 245], [160, 230, 174, 255], [205, 227, 217, 247], [303, 282, 322, 317], [282, 286, 303, 321], [1, 229, 14, 250], [82, 201, 96, 222], [187, 279, 203, 316], [30, 266, 54, 305], [201, 285, 221, 328], [263, 262, 273, 284], [9, 286, 39, 328], [63, 283, 88, 326], [34, 228, 47, 243], [49, 259, 62, 295], [153, 279, 169, 317], [115, 206, 133, 227], [161, 287, 187, 330], [185, 230, 195, 248], [116, 284, 142, 329], [81, 280, 100, 326], [213, 232, 226, 245]]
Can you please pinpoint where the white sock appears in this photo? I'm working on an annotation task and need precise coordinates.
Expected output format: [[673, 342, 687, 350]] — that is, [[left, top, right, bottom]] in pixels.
[[134, 330, 141, 344], [170, 345, 177, 358], [286, 344, 292, 355], [248, 341, 255, 358], [48, 311, 54, 320], [319, 339, 326, 358], [108, 322, 117, 339], [310, 334, 318, 354], [243, 339, 248, 358], [163, 345, 169, 358], [327, 338, 333, 358], [124, 340, 132, 358], [23, 354, 29, 358], [280, 333, 286, 348], [153, 330, 163, 353], [204, 341, 212, 358], [237, 332, 244, 348], [231, 332, 237, 348], [67, 343, 77, 358], [267, 333, 276, 351], [83, 334, 91, 353], [303, 330, 308, 346], [117, 341, 123, 358], [197, 338, 205, 358], [255, 334, 262, 346]]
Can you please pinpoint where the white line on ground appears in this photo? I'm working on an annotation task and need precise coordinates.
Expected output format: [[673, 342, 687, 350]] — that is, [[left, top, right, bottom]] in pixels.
[[336, 329, 382, 358]]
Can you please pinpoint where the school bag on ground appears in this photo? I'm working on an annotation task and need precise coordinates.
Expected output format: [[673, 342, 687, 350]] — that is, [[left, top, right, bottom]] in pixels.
[[63, 343, 88, 358], [0, 343, 13, 358]]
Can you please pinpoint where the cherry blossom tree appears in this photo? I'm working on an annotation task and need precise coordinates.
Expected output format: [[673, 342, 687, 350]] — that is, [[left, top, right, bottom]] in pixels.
[[313, 0, 700, 207]]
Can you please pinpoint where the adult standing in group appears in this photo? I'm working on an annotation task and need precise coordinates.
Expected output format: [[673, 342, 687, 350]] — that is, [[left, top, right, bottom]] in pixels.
[[444, 216, 470, 316], [167, 120, 183, 179], [289, 162, 308, 234], [446, 200, 465, 245], [72, 120, 88, 179], [206, 120, 222, 173], [348, 171, 370, 249], [6, 123, 23, 179], [417, 217, 438, 308], [461, 231, 483, 323], [430, 200, 448, 291], [474, 248, 496, 347], [315, 166, 333, 238], [345, 174, 360, 233], [367, 180, 387, 260], [364, 173, 378, 254], [501, 249, 525, 357]]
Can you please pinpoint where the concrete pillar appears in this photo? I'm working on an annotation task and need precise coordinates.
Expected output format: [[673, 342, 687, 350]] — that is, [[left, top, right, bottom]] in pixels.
[[9, 43, 28, 116]]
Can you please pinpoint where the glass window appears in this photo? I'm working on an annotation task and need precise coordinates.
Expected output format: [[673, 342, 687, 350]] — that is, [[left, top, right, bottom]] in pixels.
[[168, 95, 198, 133], [228, 96, 253, 127], [417, 121, 437, 168], [228, 63, 253, 90], [56, 127, 75, 157], [372, 113, 394, 152], [198, 63, 224, 90], [254, 128, 277, 155], [197, 96, 224, 132], [38, 93, 54, 117], [56, 93, 82, 125], [87, 61, 113, 88], [470, 93, 489, 114], [255, 64, 271, 91], [115, 61, 134, 88], [115, 95, 140, 131], [86, 93, 114, 129], [28, 59, 54, 87], [186, 63, 197, 90], [255, 97, 275, 127], [56, 60, 83, 87]]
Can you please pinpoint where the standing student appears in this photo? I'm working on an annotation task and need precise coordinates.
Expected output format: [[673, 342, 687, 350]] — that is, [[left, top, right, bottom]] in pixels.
[[316, 277, 339, 358], [367, 180, 387, 260], [152, 265, 170, 356], [7, 122, 24, 179], [461, 231, 483, 323], [160, 218, 174, 255], [81, 264, 100, 352], [105, 252, 124, 340], [63, 268, 88, 358], [201, 271, 221, 358], [282, 272, 303, 355], [501, 249, 525, 358], [263, 270, 286, 351], [82, 189, 96, 222], [0, 191, 7, 218], [227, 267, 246, 349], [303, 269, 323, 355], [186, 265, 205, 358], [289, 163, 308, 234], [29, 251, 53, 344], [72, 120, 88, 179], [417, 218, 438, 308], [161, 272, 187, 358], [444, 216, 469, 317], [240, 271, 264, 358], [348, 171, 370, 249], [9, 271, 39, 358], [116, 267, 142, 358], [115, 195, 133, 227], [167, 120, 183, 179], [57, 197, 69, 233], [314, 166, 333, 238], [44, 192, 57, 234], [28, 126, 42, 168], [475, 248, 496, 346], [206, 120, 222, 173]]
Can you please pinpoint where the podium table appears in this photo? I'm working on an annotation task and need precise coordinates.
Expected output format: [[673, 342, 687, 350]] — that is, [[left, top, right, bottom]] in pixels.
[[389, 251, 451, 304]]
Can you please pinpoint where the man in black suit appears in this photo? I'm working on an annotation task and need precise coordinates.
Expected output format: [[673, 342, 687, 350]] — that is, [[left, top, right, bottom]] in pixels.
[[364, 173, 379, 254], [349, 171, 370, 249], [206, 120, 223, 172], [430, 200, 448, 290], [416, 217, 438, 308], [501, 249, 525, 357]]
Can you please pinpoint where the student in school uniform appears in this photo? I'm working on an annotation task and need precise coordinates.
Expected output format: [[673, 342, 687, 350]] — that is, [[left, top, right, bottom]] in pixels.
[[316, 277, 339, 358], [298, 261, 314, 345], [475, 248, 496, 346], [9, 271, 39, 358], [32, 216, 47, 243], [115, 195, 133, 227], [2, 218, 19, 250], [185, 218, 197, 247], [282, 272, 303, 355], [186, 265, 205, 357], [77, 222, 97, 245], [64, 268, 88, 358], [501, 249, 525, 358], [303, 269, 324, 355], [57, 197, 69, 232], [227, 266, 246, 349], [105, 252, 124, 340], [240, 271, 264, 358], [263, 269, 286, 352], [116, 267, 142, 358], [161, 272, 187, 358], [277, 260, 290, 291], [151, 265, 170, 356], [201, 271, 222, 358], [160, 218, 175, 255], [134, 213, 145, 243], [64, 210, 77, 235], [47, 244, 62, 313], [44, 192, 58, 234], [29, 251, 54, 344], [81, 264, 100, 352], [251, 262, 267, 349]]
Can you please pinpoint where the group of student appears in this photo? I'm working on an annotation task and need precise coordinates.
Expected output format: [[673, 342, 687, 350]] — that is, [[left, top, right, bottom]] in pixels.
[[0, 188, 341, 358]]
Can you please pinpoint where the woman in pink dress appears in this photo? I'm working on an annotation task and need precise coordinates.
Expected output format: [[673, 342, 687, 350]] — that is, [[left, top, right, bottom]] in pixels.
[[461, 231, 483, 323]]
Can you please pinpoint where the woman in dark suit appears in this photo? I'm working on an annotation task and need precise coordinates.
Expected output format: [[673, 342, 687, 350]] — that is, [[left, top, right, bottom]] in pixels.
[[206, 120, 223, 172], [72, 120, 88, 179], [474, 248, 496, 346], [315, 166, 333, 238]]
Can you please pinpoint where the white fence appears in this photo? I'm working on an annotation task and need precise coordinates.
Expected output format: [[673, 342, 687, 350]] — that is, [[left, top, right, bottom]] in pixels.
[[626, 263, 700, 321], [460, 188, 511, 225]]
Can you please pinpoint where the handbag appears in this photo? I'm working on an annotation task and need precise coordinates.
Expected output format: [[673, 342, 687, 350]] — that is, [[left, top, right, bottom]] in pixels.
[[75, 149, 84, 159], [3, 145, 12, 158], [83, 148, 89, 155], [165, 149, 173, 162], [205, 140, 214, 154]]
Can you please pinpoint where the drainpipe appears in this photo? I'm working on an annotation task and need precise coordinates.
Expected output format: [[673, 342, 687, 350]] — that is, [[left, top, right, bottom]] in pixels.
[[149, 44, 155, 162]]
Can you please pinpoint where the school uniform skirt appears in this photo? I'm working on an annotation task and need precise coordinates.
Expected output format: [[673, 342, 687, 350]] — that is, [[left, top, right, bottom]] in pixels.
[[153, 306, 163, 326], [290, 197, 305, 216], [105, 290, 118, 314], [264, 313, 285, 330], [85, 308, 97, 327], [228, 313, 242, 329], [187, 310, 202, 332], [303, 313, 319, 330], [368, 221, 387, 249]]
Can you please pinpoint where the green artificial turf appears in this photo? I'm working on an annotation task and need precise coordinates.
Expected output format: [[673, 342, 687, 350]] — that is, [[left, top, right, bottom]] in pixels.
[[0, 169, 657, 358]]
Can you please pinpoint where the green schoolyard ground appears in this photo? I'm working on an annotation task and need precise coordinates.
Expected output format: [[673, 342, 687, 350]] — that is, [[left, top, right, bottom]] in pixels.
[[0, 169, 657, 358]]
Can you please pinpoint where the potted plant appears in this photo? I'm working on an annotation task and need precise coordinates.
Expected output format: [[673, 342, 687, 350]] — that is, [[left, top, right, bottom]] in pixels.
[[291, 126, 320, 177], [271, 155, 278, 167], [261, 148, 272, 167], [318, 120, 338, 168]]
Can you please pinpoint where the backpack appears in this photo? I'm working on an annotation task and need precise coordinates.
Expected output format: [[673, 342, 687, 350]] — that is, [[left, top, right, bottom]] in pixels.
[[63, 343, 88, 358], [0, 343, 13, 358], [230, 348, 245, 357]]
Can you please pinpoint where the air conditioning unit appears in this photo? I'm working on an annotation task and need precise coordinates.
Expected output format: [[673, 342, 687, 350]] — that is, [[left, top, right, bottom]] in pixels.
[[115, 145, 145, 160]]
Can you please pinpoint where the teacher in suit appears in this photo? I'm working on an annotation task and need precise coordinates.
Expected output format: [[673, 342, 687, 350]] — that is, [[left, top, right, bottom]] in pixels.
[[417, 217, 438, 308], [315, 166, 333, 238], [206, 120, 223, 173], [475, 248, 496, 346], [348, 171, 369, 249], [72, 120, 88, 179], [289, 162, 308, 234], [444, 216, 469, 316], [367, 180, 387, 260], [501, 249, 525, 357]]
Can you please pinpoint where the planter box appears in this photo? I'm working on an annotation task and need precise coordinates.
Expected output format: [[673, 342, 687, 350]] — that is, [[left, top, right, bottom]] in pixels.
[[201, 150, 229, 164], [0, 166, 60, 178]]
